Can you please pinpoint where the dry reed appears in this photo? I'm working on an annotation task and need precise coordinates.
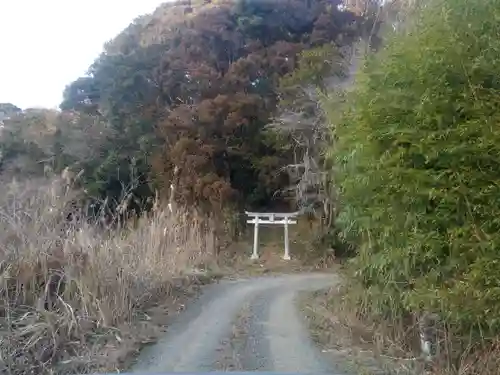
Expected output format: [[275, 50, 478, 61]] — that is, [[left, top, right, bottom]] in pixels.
[[317, 281, 500, 375], [0, 177, 212, 374]]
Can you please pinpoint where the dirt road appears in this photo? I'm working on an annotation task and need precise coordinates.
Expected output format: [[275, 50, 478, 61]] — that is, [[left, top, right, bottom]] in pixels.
[[131, 273, 344, 374]]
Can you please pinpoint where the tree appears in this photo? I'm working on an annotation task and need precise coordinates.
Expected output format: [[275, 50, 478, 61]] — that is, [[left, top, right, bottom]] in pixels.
[[61, 0, 362, 213], [271, 45, 346, 220], [0, 109, 127, 212], [0, 103, 21, 121]]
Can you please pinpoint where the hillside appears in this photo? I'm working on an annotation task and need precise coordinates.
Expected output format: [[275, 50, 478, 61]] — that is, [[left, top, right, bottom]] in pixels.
[[0, 2, 367, 374], [4, 1, 500, 374], [60, 0, 361, 212]]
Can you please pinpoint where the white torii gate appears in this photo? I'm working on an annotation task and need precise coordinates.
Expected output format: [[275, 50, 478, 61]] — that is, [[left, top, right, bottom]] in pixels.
[[245, 211, 299, 260]]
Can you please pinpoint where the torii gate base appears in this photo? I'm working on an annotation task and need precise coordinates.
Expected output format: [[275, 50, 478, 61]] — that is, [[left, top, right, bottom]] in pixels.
[[245, 211, 299, 260]]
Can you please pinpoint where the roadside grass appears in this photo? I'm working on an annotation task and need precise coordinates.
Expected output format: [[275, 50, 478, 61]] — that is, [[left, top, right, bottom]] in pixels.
[[0, 176, 337, 375], [0, 178, 217, 375], [300, 288, 421, 375], [300, 275, 500, 375]]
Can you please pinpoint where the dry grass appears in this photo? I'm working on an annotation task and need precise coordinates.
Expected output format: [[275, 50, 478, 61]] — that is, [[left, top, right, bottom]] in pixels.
[[300, 284, 407, 375], [0, 178, 214, 375], [302, 276, 500, 375]]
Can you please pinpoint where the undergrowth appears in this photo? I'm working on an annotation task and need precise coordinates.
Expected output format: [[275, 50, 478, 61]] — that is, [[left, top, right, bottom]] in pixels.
[[0, 177, 213, 374], [321, 278, 500, 375], [325, 0, 500, 373]]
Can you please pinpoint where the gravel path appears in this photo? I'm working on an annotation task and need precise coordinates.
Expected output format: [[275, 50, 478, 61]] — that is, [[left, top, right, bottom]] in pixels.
[[131, 273, 345, 374]]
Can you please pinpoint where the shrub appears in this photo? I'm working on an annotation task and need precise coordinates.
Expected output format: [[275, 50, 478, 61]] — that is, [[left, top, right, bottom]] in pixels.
[[328, 0, 500, 368]]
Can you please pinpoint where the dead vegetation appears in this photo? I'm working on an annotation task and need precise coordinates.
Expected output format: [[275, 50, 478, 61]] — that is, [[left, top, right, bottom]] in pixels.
[[0, 173, 337, 375], [301, 277, 500, 375], [301, 284, 424, 375], [0, 177, 215, 375]]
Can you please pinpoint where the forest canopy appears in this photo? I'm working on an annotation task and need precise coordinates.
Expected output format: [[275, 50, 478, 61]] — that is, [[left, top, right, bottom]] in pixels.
[[42, 0, 361, 214]]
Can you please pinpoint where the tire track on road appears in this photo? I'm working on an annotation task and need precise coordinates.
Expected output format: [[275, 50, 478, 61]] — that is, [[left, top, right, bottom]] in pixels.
[[131, 273, 342, 373]]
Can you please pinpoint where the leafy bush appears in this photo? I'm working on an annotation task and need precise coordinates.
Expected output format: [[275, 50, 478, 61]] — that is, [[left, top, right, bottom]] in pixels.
[[329, 0, 500, 344]]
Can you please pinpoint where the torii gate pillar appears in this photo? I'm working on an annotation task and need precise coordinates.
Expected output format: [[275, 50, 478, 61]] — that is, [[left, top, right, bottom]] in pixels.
[[245, 211, 299, 260]]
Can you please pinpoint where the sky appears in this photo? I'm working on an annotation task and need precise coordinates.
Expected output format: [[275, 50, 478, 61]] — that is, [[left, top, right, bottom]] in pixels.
[[0, 0, 167, 110]]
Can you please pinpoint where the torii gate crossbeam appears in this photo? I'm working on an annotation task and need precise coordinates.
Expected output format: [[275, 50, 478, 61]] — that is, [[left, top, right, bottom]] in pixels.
[[245, 211, 300, 260]]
